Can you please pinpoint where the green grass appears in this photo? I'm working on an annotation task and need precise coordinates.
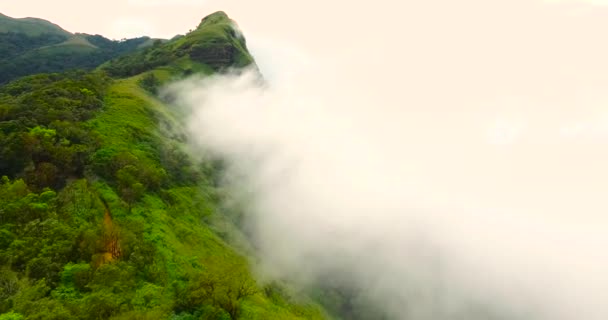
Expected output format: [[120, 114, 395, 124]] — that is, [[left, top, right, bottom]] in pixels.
[[54, 35, 97, 49]]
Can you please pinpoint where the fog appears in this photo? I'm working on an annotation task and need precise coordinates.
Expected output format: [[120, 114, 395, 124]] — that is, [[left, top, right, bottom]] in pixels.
[[168, 0, 608, 319]]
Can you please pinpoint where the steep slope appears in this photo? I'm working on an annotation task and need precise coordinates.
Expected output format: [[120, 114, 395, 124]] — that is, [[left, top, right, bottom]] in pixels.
[[0, 13, 154, 84], [0, 11, 327, 320], [102, 11, 253, 78]]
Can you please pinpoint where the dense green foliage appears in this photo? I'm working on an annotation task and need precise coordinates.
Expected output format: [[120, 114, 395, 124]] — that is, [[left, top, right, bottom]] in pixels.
[[0, 11, 326, 320], [0, 71, 109, 186], [0, 34, 152, 84], [0, 32, 68, 59]]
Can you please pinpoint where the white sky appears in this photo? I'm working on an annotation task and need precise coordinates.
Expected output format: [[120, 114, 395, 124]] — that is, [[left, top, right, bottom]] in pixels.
[[1, 0, 227, 39], [167, 0, 608, 318], [4, 1, 608, 318], [2, 0, 605, 39]]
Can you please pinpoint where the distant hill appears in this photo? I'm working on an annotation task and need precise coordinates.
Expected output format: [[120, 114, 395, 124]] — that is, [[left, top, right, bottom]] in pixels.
[[0, 12, 71, 36], [0, 13, 158, 84]]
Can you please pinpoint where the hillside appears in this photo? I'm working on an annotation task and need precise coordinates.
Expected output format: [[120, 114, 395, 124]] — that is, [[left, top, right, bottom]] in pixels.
[[0, 13, 155, 84], [0, 11, 328, 320]]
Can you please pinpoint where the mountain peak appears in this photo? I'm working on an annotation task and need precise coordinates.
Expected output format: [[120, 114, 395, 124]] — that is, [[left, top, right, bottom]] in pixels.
[[198, 11, 232, 29]]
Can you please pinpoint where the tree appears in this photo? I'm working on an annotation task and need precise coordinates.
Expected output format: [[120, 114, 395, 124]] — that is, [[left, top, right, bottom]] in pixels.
[[115, 165, 144, 211], [181, 259, 258, 319], [0, 267, 19, 300], [139, 73, 159, 94]]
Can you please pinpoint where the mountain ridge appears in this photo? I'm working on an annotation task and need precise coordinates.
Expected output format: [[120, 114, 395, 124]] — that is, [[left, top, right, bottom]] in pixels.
[[0, 11, 329, 320], [0, 13, 158, 84]]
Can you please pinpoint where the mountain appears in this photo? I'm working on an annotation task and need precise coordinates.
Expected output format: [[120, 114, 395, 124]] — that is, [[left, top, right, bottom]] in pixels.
[[0, 13, 71, 36], [0, 13, 156, 84], [0, 11, 328, 320], [101, 11, 253, 78]]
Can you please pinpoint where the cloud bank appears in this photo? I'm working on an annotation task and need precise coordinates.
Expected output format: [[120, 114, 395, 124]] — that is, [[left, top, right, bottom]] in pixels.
[[168, 0, 608, 319]]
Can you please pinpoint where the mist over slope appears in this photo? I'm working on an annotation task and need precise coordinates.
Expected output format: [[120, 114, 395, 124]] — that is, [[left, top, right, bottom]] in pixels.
[[0, 11, 328, 320], [169, 0, 608, 319]]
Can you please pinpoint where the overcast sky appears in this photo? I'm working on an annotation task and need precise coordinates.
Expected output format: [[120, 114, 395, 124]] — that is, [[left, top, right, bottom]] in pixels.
[[2, 0, 606, 39], [2, 0, 231, 39], [4, 1, 608, 318], [1, 0, 359, 40], [165, 0, 608, 318]]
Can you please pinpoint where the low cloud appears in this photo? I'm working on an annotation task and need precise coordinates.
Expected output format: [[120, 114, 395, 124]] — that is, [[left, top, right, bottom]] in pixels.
[[167, 0, 608, 319]]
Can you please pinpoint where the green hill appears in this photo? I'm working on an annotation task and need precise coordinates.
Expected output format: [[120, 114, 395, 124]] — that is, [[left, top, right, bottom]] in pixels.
[[0, 13, 71, 37], [101, 11, 253, 78], [0, 11, 328, 320], [0, 13, 156, 84]]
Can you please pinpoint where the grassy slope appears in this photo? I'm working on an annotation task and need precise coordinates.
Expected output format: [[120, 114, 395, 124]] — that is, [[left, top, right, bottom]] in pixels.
[[54, 35, 97, 49], [87, 12, 328, 316], [29, 41, 98, 57], [86, 70, 327, 319]]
